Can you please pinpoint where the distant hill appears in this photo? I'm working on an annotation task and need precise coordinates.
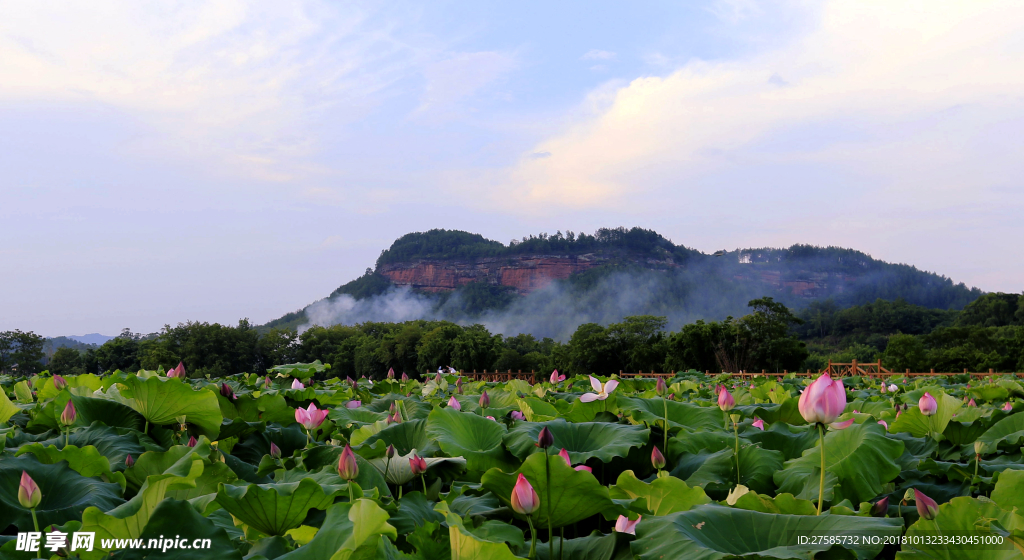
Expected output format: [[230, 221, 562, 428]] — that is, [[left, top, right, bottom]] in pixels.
[[263, 227, 982, 338], [66, 333, 115, 345]]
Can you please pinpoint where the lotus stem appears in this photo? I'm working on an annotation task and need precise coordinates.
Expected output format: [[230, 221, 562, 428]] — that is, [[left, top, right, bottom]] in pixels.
[[560, 526, 564, 560], [733, 420, 740, 487], [974, 453, 980, 485], [421, 474, 427, 495], [384, 456, 393, 495], [663, 397, 669, 449], [348, 483, 354, 502], [31, 508, 40, 559], [527, 516, 538, 560], [817, 423, 825, 515], [144, 420, 148, 434], [545, 449, 553, 560]]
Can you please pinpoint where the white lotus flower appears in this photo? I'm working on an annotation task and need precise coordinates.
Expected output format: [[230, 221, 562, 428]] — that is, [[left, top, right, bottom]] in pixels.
[[579, 376, 619, 403]]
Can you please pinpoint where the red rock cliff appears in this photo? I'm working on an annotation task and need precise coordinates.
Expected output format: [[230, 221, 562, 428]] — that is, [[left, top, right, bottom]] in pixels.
[[379, 254, 607, 295]]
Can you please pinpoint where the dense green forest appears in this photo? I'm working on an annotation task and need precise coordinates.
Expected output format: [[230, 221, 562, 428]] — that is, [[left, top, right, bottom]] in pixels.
[[11, 292, 1023, 380]]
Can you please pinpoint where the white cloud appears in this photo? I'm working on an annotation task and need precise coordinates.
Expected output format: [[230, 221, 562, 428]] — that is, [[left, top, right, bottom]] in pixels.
[[581, 49, 616, 61], [487, 0, 1024, 212], [416, 50, 518, 117]]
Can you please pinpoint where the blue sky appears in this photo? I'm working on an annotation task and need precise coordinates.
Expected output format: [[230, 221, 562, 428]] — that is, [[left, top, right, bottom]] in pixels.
[[2, 0, 1022, 336]]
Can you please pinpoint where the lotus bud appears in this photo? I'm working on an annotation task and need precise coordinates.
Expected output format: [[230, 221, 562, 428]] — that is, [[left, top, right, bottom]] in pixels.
[[510, 473, 540, 515], [59, 400, 76, 426], [456, 378, 463, 394], [479, 391, 490, 408], [536, 426, 554, 449], [18, 471, 41, 509], [656, 377, 668, 396], [919, 393, 938, 416], [265, 376, 272, 388], [220, 383, 234, 399], [915, 489, 939, 520], [337, 444, 359, 481], [386, 444, 396, 459], [550, 370, 565, 384], [871, 496, 889, 517], [668, 394, 675, 400], [718, 388, 735, 411], [511, 410, 525, 421], [613, 514, 641, 535], [409, 454, 427, 475], [346, 400, 361, 409], [651, 446, 666, 470], [878, 420, 888, 430], [798, 374, 847, 424], [888, 384, 898, 392], [125, 454, 135, 468], [350, 377, 358, 390], [187, 435, 197, 447], [447, 396, 462, 411], [387, 367, 395, 379], [1003, 402, 1013, 411], [270, 442, 282, 459], [974, 441, 987, 455], [487, 416, 496, 421], [575, 465, 593, 472], [435, 373, 443, 383], [967, 399, 976, 407], [53, 375, 68, 390], [390, 402, 398, 414], [752, 418, 765, 430], [558, 448, 571, 466], [291, 378, 304, 390]]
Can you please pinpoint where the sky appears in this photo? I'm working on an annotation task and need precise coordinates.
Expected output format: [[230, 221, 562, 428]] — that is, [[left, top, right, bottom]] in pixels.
[[1, 0, 1022, 337]]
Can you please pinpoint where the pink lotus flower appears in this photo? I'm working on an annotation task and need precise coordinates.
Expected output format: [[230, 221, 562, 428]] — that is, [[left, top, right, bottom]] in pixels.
[[718, 388, 735, 411], [486, 416, 496, 421], [915, 489, 939, 520], [510, 473, 540, 515], [558, 448, 572, 466], [889, 384, 898, 392], [53, 375, 67, 390], [831, 418, 855, 430], [614, 514, 641, 535], [410, 454, 427, 475], [295, 403, 329, 431], [580, 376, 618, 403], [60, 401, 76, 426], [651, 446, 666, 470], [550, 370, 565, 384], [877, 420, 888, 430], [167, 362, 186, 378], [337, 444, 359, 480], [919, 393, 938, 416], [752, 418, 765, 430], [575, 465, 593, 472], [346, 400, 361, 409], [1003, 402, 1013, 411], [291, 378, 304, 390], [511, 411, 525, 421], [967, 399, 976, 407], [18, 471, 41, 509], [447, 396, 462, 411], [798, 374, 847, 424]]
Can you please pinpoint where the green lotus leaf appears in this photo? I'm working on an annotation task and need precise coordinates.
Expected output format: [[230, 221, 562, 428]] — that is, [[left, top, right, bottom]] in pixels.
[[0, 455, 124, 531], [890, 389, 962, 438], [991, 469, 1024, 513], [744, 422, 819, 460], [329, 406, 387, 428], [969, 384, 1010, 402], [534, 533, 634, 560], [389, 491, 445, 535], [215, 478, 347, 536], [425, 406, 518, 471], [632, 504, 903, 560], [672, 443, 784, 495], [366, 396, 432, 420], [69, 393, 147, 431], [609, 470, 711, 515], [730, 492, 817, 515], [359, 419, 439, 457], [298, 446, 392, 496], [896, 496, 1024, 560], [977, 412, 1024, 449], [434, 501, 519, 560], [124, 438, 217, 490], [113, 499, 244, 560], [120, 375, 223, 438], [276, 499, 396, 560], [618, 396, 725, 431], [368, 448, 466, 485], [14, 380, 33, 403], [774, 422, 904, 506], [504, 418, 649, 463], [0, 387, 21, 424], [37, 374, 103, 400], [481, 453, 623, 528], [517, 397, 560, 422], [14, 443, 126, 491], [268, 361, 330, 380]]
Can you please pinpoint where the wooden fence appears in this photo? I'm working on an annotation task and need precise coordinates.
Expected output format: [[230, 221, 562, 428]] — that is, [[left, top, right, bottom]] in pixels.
[[432, 362, 1024, 383]]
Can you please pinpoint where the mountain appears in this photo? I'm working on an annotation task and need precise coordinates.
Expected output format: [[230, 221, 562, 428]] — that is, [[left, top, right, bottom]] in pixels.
[[263, 227, 982, 339], [67, 333, 115, 345]]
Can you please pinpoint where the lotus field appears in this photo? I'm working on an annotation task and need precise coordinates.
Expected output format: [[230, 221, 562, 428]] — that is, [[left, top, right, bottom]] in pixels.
[[2, 364, 1024, 560]]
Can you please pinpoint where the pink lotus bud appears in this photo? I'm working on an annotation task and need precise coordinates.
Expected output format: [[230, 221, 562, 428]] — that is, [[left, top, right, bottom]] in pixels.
[[447, 396, 461, 411], [968, 399, 976, 407], [558, 448, 571, 466], [291, 378, 304, 390], [915, 489, 939, 520], [60, 400, 76, 426], [880, 384, 887, 394], [479, 391, 490, 408], [575, 465, 593, 472], [511, 411, 525, 421], [220, 383, 234, 399], [53, 375, 68, 390], [168, 362, 186, 378], [486, 416, 496, 421], [536, 427, 553, 449], [18, 471, 41, 509], [718, 388, 735, 411], [337, 444, 359, 481], [651, 446, 666, 470], [386, 444, 396, 458], [510, 473, 540, 515], [550, 370, 565, 384], [410, 454, 427, 475], [346, 400, 361, 409], [387, 367, 395, 379], [390, 402, 398, 415], [125, 454, 135, 468], [872, 496, 889, 517], [270, 442, 282, 459], [1003, 402, 1013, 411], [265, 376, 272, 388], [798, 374, 847, 424], [401, 372, 409, 381], [878, 420, 888, 430], [456, 378, 463, 394], [187, 436, 197, 447], [752, 418, 765, 430], [435, 373, 443, 383], [614, 514, 641, 535], [656, 377, 668, 396], [919, 393, 938, 416]]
